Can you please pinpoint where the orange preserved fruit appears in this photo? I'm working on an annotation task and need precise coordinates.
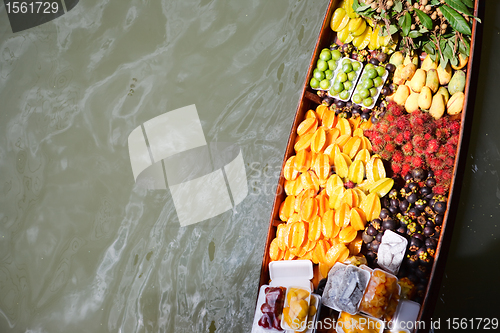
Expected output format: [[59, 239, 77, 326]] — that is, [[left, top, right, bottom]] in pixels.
[[360, 192, 382, 221], [279, 195, 296, 221], [297, 117, 318, 136], [269, 238, 283, 261], [336, 117, 352, 136], [325, 242, 349, 266], [294, 132, 313, 151], [316, 191, 330, 217], [322, 108, 337, 128], [350, 207, 367, 231], [294, 150, 312, 172], [348, 159, 365, 184], [339, 226, 357, 243], [335, 202, 352, 228], [348, 233, 364, 255], [328, 184, 346, 210], [308, 215, 322, 241], [300, 197, 318, 222], [311, 127, 327, 153], [322, 209, 339, 239], [284, 156, 299, 181], [315, 104, 328, 120]]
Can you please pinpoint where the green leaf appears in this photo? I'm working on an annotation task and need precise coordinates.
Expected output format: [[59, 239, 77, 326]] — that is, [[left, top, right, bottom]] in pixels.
[[409, 30, 423, 38], [399, 12, 411, 36], [357, 4, 372, 11], [389, 24, 398, 35], [450, 55, 459, 67], [423, 42, 435, 55], [414, 9, 434, 30], [431, 0, 441, 5], [394, 0, 403, 13], [462, 0, 474, 8], [444, 41, 454, 60], [430, 52, 438, 62], [459, 36, 471, 55], [352, 0, 360, 11], [419, 28, 429, 34], [440, 5, 472, 35], [445, 0, 471, 16]]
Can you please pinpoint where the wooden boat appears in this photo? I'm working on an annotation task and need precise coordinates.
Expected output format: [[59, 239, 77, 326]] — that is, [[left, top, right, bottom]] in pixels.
[[257, 0, 484, 332]]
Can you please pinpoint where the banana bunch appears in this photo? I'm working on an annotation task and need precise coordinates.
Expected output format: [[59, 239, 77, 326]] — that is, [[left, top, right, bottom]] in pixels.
[[331, 0, 398, 53]]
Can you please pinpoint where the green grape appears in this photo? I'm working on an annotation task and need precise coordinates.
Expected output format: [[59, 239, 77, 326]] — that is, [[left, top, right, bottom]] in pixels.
[[363, 97, 374, 107], [343, 59, 352, 65], [363, 78, 374, 89], [376, 66, 386, 77], [373, 77, 384, 88], [320, 79, 331, 90], [367, 69, 378, 79], [342, 63, 353, 73], [325, 69, 334, 80], [347, 71, 357, 82], [352, 62, 361, 71], [359, 88, 370, 99], [333, 81, 344, 93], [328, 59, 337, 71], [317, 60, 328, 72], [314, 70, 325, 81], [310, 78, 320, 89], [337, 72, 348, 83], [344, 81, 353, 91], [320, 50, 332, 61], [331, 49, 342, 60], [369, 87, 378, 96], [352, 93, 362, 104], [364, 63, 375, 71], [329, 86, 336, 96], [339, 90, 350, 100]]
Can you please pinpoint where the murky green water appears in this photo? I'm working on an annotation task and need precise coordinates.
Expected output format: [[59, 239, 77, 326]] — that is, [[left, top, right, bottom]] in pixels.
[[0, 1, 499, 332]]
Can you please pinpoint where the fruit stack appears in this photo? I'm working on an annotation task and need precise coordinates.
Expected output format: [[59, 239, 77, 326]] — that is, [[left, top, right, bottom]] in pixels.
[[389, 52, 467, 119]]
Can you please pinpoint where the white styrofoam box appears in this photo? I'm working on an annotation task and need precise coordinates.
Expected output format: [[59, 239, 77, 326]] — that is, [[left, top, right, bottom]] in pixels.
[[269, 260, 314, 291]]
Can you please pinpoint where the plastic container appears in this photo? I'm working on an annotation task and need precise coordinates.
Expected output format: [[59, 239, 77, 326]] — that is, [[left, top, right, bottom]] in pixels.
[[336, 311, 384, 333], [333, 264, 371, 315], [321, 262, 347, 311], [352, 63, 389, 109], [251, 260, 316, 333], [359, 269, 399, 319], [390, 300, 421, 333], [328, 57, 363, 101], [377, 230, 408, 275], [281, 286, 311, 332], [251, 285, 286, 333], [310, 48, 343, 91]]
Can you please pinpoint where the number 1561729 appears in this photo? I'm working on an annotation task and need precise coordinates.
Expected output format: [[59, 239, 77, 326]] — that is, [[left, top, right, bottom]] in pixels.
[[5, 1, 59, 14]]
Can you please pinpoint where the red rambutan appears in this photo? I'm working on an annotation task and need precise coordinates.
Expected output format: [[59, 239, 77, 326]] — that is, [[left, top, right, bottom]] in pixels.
[[426, 139, 439, 154], [424, 133, 432, 141], [385, 142, 396, 153], [378, 122, 390, 134], [412, 135, 427, 151], [372, 136, 384, 147], [392, 151, 404, 163], [379, 150, 393, 161], [450, 121, 461, 135], [387, 101, 404, 116], [436, 128, 450, 142], [401, 164, 412, 176], [372, 144, 382, 153], [395, 133, 405, 145], [446, 144, 457, 156], [434, 169, 444, 177], [428, 157, 444, 170], [448, 135, 459, 146], [383, 134, 392, 143], [402, 142, 413, 155], [391, 163, 402, 174], [433, 185, 447, 196], [395, 117, 408, 130], [403, 130, 412, 141], [445, 157, 455, 166], [404, 155, 413, 164], [412, 156, 425, 168], [386, 114, 395, 123]]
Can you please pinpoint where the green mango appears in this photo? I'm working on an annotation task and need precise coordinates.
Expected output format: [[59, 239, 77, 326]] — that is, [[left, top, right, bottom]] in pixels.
[[448, 71, 466, 95]]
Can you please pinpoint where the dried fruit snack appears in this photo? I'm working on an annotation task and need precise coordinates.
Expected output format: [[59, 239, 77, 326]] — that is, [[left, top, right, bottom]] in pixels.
[[258, 286, 286, 330], [359, 269, 398, 319], [282, 287, 311, 331]]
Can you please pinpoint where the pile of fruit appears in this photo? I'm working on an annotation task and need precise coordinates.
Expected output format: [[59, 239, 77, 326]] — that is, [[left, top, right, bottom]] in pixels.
[[262, 0, 478, 330]]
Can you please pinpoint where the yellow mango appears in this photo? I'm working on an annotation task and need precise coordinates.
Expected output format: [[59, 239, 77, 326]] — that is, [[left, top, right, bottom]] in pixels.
[[429, 93, 446, 120], [393, 84, 410, 106], [425, 69, 440, 93], [405, 92, 420, 113], [421, 54, 438, 71], [418, 86, 433, 110], [447, 91, 465, 115], [437, 61, 452, 85], [409, 69, 426, 93]]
